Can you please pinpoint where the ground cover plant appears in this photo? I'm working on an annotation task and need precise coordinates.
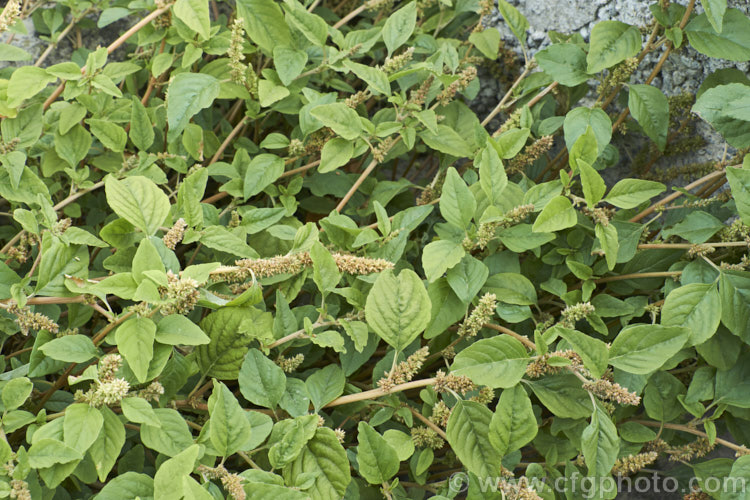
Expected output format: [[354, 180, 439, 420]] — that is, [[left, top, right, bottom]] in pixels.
[[0, 0, 750, 498]]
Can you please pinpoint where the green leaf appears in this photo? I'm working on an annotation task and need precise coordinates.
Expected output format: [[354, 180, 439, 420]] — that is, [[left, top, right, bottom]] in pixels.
[[129, 97, 154, 151], [88, 406, 126, 482], [527, 374, 593, 419], [283, 428, 351, 500], [166, 73, 220, 143], [105, 176, 170, 236], [310, 241, 341, 295], [726, 166, 750, 224], [446, 255, 489, 304], [55, 124, 92, 168], [284, 1, 328, 46], [173, 0, 211, 39], [446, 400, 501, 477], [469, 28, 501, 59], [608, 324, 690, 374], [662, 283, 721, 346], [1, 151, 26, 190], [420, 125, 473, 157], [581, 407, 620, 478], [306, 364, 345, 411], [197, 307, 266, 379], [39, 334, 98, 363], [554, 327, 609, 379], [97, 472, 153, 499], [662, 211, 725, 244], [702, 0, 727, 33], [121, 397, 161, 427], [578, 160, 607, 208], [382, 1, 417, 54], [483, 272, 537, 305], [208, 380, 253, 457], [155, 315, 210, 346], [532, 195, 577, 233], [535, 43, 590, 86], [569, 126, 599, 170], [274, 47, 308, 86], [153, 444, 201, 500], [586, 21, 642, 74], [693, 84, 750, 149], [6, 66, 56, 107], [440, 167, 476, 229], [604, 179, 666, 209], [451, 336, 529, 388], [564, 107, 612, 156], [595, 222, 619, 271], [35, 235, 88, 296], [115, 317, 156, 383], [319, 138, 353, 173], [0, 43, 31, 62], [497, 0, 529, 47], [628, 84, 669, 151], [239, 348, 287, 408], [2, 377, 33, 411], [686, 9, 750, 61], [719, 271, 750, 342], [310, 103, 363, 140], [64, 404, 104, 454], [356, 422, 400, 484], [28, 438, 82, 468], [365, 269, 431, 351], [243, 152, 285, 199], [201, 226, 259, 259], [87, 119, 127, 153], [237, 0, 292, 53], [141, 409, 195, 457], [489, 385, 537, 456], [342, 60, 390, 96], [478, 146, 507, 206], [422, 240, 465, 283]]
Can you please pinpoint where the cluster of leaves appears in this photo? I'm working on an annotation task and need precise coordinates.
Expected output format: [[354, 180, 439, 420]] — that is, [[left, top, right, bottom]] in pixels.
[[1, 0, 750, 498]]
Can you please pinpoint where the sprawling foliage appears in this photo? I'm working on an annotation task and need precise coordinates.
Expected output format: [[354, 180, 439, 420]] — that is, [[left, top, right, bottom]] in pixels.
[[1, 0, 750, 498]]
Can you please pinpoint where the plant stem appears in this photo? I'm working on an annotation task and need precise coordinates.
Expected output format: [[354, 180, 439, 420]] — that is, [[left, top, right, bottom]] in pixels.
[[629, 420, 743, 453], [630, 168, 727, 223]]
